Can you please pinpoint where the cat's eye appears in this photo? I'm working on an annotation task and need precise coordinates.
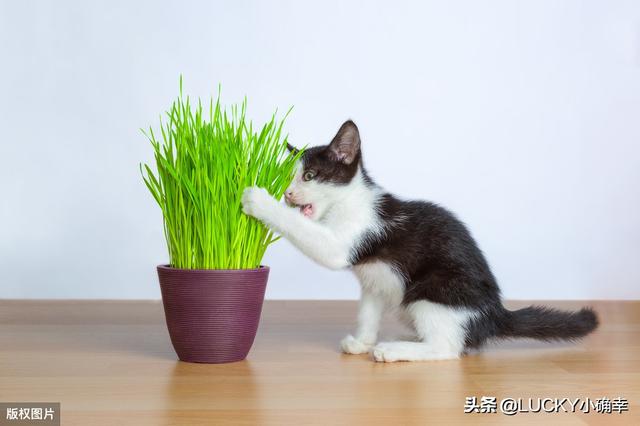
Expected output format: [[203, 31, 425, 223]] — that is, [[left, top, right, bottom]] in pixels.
[[303, 170, 316, 181]]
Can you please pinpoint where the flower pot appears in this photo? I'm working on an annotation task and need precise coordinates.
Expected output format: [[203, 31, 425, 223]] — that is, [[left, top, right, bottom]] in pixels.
[[157, 265, 269, 363]]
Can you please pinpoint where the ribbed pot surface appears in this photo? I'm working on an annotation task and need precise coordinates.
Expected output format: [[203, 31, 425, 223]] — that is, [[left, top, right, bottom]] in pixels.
[[157, 265, 269, 363]]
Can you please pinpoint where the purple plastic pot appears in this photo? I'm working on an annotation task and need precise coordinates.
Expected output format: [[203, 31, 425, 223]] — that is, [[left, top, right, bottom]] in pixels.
[[157, 265, 269, 363]]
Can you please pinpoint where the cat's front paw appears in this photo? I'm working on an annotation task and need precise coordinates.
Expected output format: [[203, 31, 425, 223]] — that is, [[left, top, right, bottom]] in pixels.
[[241, 186, 274, 219], [340, 335, 373, 354]]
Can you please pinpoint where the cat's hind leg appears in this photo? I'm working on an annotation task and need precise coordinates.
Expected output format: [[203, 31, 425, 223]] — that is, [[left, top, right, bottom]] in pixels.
[[372, 341, 458, 362], [372, 300, 477, 362]]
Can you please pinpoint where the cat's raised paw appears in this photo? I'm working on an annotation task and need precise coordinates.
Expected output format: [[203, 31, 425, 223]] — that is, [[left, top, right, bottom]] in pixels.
[[340, 335, 373, 354], [241, 186, 272, 219]]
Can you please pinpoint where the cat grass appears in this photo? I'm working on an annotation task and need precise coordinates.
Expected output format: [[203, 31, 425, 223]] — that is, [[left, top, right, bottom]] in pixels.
[[141, 80, 303, 269]]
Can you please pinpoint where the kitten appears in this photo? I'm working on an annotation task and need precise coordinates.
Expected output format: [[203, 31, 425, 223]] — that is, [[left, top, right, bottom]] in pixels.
[[241, 120, 598, 362]]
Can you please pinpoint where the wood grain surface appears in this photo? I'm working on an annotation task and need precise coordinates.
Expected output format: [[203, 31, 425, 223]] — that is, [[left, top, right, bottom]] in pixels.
[[1, 300, 638, 425]]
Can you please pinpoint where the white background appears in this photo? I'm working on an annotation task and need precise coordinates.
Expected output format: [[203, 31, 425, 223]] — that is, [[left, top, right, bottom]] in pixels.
[[1, 1, 639, 300]]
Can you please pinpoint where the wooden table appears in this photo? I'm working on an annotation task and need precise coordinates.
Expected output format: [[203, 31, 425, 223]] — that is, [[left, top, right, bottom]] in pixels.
[[1, 300, 638, 425]]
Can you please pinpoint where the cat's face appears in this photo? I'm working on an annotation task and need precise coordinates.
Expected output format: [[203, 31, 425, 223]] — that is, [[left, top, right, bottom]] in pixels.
[[284, 120, 361, 220]]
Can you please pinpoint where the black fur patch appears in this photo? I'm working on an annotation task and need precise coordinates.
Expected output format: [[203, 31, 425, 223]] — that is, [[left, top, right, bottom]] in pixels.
[[301, 146, 360, 185], [353, 195, 502, 309], [354, 191, 598, 349], [298, 121, 362, 185]]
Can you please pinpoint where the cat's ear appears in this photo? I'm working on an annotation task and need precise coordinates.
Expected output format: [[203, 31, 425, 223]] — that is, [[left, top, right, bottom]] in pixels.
[[328, 120, 360, 165], [286, 143, 299, 155]]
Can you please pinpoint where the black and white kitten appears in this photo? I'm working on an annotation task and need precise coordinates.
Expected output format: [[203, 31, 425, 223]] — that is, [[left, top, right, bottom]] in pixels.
[[241, 120, 598, 362]]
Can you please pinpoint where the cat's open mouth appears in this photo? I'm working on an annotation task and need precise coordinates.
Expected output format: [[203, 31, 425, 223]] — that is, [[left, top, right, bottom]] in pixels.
[[285, 197, 314, 217], [298, 204, 313, 217], [289, 202, 313, 217]]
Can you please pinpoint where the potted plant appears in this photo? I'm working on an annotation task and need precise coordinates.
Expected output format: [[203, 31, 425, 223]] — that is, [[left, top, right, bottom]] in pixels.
[[141, 81, 301, 363]]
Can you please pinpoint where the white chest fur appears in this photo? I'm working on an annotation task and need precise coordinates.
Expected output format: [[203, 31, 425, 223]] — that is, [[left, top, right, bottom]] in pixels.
[[319, 174, 383, 240], [352, 260, 405, 307]]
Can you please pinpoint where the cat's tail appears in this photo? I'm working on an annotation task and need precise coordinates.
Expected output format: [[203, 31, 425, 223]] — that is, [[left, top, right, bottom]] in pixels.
[[497, 305, 599, 341]]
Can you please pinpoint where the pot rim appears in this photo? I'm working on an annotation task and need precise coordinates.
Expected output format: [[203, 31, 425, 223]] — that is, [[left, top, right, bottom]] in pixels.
[[157, 264, 269, 273]]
